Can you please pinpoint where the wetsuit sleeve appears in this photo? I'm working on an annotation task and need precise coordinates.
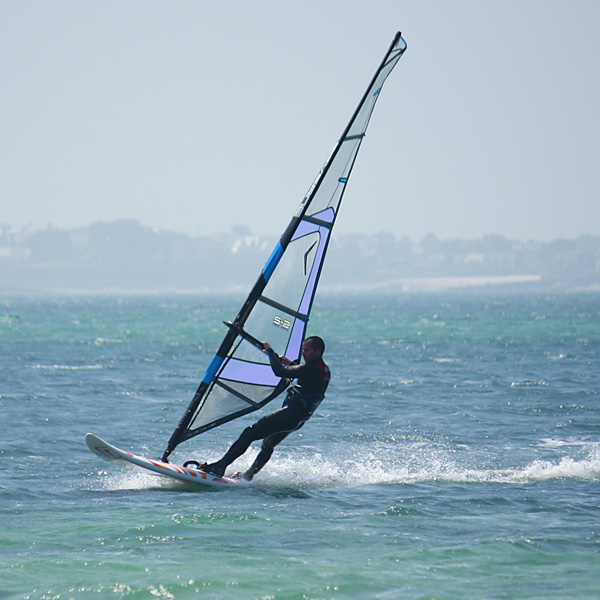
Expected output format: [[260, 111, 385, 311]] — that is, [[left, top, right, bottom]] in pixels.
[[266, 348, 315, 380]]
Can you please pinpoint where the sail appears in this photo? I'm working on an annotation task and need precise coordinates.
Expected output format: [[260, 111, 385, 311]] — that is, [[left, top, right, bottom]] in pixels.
[[162, 33, 407, 461]]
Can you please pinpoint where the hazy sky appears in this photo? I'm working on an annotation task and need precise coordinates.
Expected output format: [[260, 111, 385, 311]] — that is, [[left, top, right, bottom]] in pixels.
[[2, 1, 599, 242]]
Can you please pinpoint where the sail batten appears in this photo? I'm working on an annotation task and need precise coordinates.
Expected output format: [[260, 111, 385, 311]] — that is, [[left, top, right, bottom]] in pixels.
[[258, 296, 308, 322], [161, 33, 407, 462], [343, 133, 366, 141]]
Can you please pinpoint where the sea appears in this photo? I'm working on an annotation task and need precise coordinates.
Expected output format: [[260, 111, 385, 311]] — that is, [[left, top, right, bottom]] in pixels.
[[1, 290, 599, 599]]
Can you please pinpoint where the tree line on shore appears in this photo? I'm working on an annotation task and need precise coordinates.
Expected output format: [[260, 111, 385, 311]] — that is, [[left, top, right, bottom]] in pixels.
[[2, 220, 599, 292]]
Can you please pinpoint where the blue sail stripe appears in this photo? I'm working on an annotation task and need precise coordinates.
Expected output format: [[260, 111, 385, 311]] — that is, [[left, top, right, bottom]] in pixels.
[[262, 242, 284, 281], [202, 355, 225, 384]]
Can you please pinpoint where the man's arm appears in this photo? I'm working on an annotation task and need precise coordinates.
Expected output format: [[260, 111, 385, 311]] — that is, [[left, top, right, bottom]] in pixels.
[[262, 343, 308, 379]]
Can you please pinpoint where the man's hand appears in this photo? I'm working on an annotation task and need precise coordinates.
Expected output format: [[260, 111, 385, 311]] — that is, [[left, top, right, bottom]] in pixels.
[[262, 342, 291, 365]]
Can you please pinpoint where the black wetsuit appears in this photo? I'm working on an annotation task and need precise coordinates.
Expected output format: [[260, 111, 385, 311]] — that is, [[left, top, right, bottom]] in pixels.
[[205, 349, 330, 479], [267, 348, 330, 420]]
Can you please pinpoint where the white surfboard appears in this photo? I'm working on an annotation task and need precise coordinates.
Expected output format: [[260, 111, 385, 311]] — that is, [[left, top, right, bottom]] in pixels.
[[86, 433, 243, 488]]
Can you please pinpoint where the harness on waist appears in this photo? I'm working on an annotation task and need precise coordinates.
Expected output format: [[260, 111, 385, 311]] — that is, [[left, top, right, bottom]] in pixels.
[[283, 387, 325, 420]]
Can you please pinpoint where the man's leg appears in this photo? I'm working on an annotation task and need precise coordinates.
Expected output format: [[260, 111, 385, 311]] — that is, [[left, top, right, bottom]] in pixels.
[[241, 429, 294, 480], [202, 406, 300, 476]]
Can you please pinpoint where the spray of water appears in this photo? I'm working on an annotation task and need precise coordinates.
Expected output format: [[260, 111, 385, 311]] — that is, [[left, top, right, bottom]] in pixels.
[[92, 440, 600, 492], [253, 440, 600, 489]]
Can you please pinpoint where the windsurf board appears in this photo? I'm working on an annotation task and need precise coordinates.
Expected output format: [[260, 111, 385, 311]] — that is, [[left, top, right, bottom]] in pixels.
[[86, 433, 242, 488]]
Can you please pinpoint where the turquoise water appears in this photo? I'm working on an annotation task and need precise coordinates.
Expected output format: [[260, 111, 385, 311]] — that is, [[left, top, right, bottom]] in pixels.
[[1, 291, 599, 599]]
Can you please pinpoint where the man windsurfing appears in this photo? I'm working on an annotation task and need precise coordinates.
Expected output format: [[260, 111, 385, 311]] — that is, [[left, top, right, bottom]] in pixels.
[[197, 336, 330, 480]]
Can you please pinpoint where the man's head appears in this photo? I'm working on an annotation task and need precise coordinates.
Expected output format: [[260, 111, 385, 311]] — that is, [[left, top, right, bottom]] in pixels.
[[302, 336, 325, 362]]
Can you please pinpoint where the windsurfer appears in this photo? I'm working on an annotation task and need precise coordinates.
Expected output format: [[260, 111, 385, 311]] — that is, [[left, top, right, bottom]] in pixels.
[[199, 336, 330, 480]]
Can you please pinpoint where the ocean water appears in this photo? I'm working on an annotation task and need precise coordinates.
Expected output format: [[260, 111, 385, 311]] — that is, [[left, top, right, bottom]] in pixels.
[[1, 291, 599, 599]]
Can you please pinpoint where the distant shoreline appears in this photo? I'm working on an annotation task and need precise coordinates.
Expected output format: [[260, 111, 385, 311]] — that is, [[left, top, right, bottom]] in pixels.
[[2, 220, 599, 293]]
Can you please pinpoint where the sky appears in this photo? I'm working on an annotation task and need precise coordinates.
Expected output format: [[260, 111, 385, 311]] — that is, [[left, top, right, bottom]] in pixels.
[[2, 1, 599, 242]]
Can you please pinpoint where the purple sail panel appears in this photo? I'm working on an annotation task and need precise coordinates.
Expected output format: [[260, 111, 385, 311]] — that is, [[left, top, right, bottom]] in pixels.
[[291, 219, 319, 240], [298, 226, 330, 315], [312, 207, 335, 223], [287, 219, 330, 316], [285, 317, 307, 360], [218, 357, 281, 387]]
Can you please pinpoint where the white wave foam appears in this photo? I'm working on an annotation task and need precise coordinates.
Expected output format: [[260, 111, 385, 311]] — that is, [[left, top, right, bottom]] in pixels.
[[537, 438, 591, 448], [256, 443, 600, 488], [30, 364, 104, 370], [517, 455, 600, 482], [510, 380, 549, 388], [92, 468, 184, 492]]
